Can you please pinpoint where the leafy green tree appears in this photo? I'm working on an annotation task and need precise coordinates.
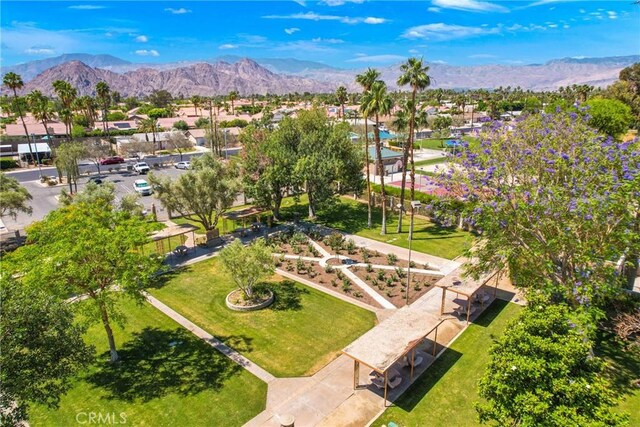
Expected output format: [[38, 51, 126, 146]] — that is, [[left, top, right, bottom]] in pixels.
[[138, 117, 159, 153], [124, 97, 140, 111], [241, 124, 299, 220], [355, 68, 381, 229], [195, 117, 210, 128], [0, 276, 93, 426], [83, 139, 111, 175], [397, 57, 431, 234], [619, 63, 640, 95], [106, 111, 126, 121], [584, 98, 632, 138], [7, 200, 161, 363], [604, 81, 640, 128], [147, 89, 173, 108], [295, 109, 363, 219], [361, 80, 393, 234], [149, 153, 239, 237], [219, 238, 274, 300], [147, 107, 171, 119], [172, 120, 189, 131], [442, 111, 640, 308], [54, 141, 86, 194], [71, 124, 86, 138], [477, 301, 626, 426], [0, 173, 32, 219]]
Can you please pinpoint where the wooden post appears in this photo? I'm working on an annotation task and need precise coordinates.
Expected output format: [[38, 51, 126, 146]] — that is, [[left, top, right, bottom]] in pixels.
[[384, 371, 388, 406], [353, 360, 359, 389], [466, 297, 472, 324], [433, 326, 438, 356], [440, 287, 447, 315]]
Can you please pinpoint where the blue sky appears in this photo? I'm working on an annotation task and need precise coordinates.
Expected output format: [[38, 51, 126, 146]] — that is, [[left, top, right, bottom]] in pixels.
[[1, 1, 638, 68]]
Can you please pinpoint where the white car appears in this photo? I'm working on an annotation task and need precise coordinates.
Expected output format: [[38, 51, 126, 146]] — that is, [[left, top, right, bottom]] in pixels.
[[133, 162, 150, 174], [133, 179, 153, 196], [175, 161, 191, 170]]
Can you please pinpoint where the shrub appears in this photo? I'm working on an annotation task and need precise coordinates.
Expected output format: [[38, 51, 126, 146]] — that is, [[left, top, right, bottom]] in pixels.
[[366, 263, 374, 273], [324, 232, 345, 253], [409, 260, 416, 268], [0, 158, 18, 170], [377, 270, 386, 281], [331, 279, 338, 287], [386, 277, 394, 287], [371, 278, 380, 289], [345, 238, 357, 254], [386, 290, 394, 298], [414, 283, 422, 291], [324, 264, 335, 274], [395, 267, 406, 279], [361, 247, 370, 262], [386, 253, 398, 265], [341, 279, 352, 292], [364, 275, 371, 281], [195, 117, 210, 128], [172, 120, 189, 131], [106, 111, 127, 121], [195, 236, 208, 247], [296, 258, 305, 273], [353, 291, 363, 298], [292, 245, 301, 254]]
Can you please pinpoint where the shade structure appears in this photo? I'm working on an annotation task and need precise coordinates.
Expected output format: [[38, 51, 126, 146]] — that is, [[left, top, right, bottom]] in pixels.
[[435, 267, 500, 323], [343, 306, 443, 374]]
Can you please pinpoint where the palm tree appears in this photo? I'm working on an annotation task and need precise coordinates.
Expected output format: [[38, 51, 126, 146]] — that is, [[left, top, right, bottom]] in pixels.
[[3, 72, 30, 138], [227, 90, 239, 115], [335, 86, 348, 121], [139, 118, 159, 154], [355, 68, 381, 229], [95, 81, 111, 133], [191, 95, 201, 116], [52, 80, 77, 138], [27, 90, 54, 145], [361, 80, 393, 235], [397, 57, 431, 234]]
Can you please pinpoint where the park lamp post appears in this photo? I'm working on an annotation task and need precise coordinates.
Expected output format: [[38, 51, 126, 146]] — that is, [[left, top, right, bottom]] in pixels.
[[223, 129, 229, 159], [399, 200, 421, 305], [30, 133, 43, 180]]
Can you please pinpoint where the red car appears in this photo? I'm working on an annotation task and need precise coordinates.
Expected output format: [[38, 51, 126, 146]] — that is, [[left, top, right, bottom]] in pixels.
[[99, 156, 125, 165]]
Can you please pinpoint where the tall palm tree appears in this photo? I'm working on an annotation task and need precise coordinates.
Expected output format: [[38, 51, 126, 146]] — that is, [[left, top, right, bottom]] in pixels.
[[95, 81, 111, 133], [191, 95, 201, 116], [139, 118, 159, 154], [3, 72, 30, 140], [227, 90, 238, 115], [335, 85, 348, 121], [27, 90, 54, 144], [355, 68, 381, 229], [397, 57, 431, 234], [361, 80, 393, 235], [52, 80, 77, 138]]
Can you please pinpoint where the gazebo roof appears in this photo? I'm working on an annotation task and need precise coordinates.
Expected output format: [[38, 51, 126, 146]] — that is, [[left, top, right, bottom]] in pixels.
[[151, 223, 198, 241], [342, 306, 443, 373], [434, 267, 498, 297]]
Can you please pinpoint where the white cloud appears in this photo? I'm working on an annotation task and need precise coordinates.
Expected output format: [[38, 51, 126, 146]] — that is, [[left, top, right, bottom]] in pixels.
[[364, 17, 386, 24], [428, 7, 441, 12], [284, 27, 300, 34], [607, 11, 617, 20], [219, 44, 239, 50], [25, 47, 55, 55], [135, 35, 148, 43], [135, 49, 159, 57], [563, 24, 570, 28], [347, 54, 406, 63], [292, 0, 307, 6], [68, 4, 105, 10], [311, 37, 345, 43], [432, 60, 447, 64], [409, 49, 420, 54], [263, 11, 387, 25], [547, 23, 558, 28], [319, 0, 365, 5], [164, 7, 191, 14], [431, 0, 509, 13], [403, 23, 500, 40], [579, 8, 585, 13]]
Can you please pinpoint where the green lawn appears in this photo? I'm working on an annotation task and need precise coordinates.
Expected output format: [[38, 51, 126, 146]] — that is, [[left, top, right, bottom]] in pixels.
[[414, 138, 447, 150], [29, 298, 266, 426], [372, 300, 522, 427], [149, 258, 377, 377], [280, 196, 472, 260], [414, 157, 448, 167]]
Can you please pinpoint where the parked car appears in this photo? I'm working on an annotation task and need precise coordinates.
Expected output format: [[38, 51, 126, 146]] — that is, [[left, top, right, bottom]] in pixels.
[[133, 162, 150, 174], [99, 156, 125, 165], [175, 161, 191, 170], [133, 179, 153, 196]]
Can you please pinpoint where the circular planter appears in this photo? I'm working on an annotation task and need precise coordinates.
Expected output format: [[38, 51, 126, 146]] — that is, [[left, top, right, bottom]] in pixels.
[[226, 289, 274, 311]]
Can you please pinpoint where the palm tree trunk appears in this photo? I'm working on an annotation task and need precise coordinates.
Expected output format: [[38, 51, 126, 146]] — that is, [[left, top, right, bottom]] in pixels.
[[408, 89, 418, 241], [364, 117, 372, 228], [397, 134, 410, 233], [375, 113, 387, 235], [99, 302, 119, 362], [13, 89, 36, 166], [341, 104, 345, 122]]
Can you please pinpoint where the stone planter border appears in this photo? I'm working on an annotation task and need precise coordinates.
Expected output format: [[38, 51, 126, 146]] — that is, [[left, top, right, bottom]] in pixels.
[[226, 289, 274, 311]]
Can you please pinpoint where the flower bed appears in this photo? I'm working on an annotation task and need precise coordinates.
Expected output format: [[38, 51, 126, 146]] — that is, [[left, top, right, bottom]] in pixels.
[[351, 266, 440, 307]]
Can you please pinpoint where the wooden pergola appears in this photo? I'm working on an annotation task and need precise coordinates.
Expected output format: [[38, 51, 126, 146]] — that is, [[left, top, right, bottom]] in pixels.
[[223, 206, 268, 234], [436, 268, 500, 323], [146, 223, 198, 256], [342, 307, 444, 406]]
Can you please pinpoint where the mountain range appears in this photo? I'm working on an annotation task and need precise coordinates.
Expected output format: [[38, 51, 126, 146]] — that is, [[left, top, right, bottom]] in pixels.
[[2, 53, 638, 97]]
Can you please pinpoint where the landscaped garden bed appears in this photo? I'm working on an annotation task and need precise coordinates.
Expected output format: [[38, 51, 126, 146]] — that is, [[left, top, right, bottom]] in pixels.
[[350, 266, 439, 307]]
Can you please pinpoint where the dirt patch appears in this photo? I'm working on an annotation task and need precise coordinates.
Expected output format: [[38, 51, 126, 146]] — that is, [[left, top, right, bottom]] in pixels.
[[351, 266, 440, 307]]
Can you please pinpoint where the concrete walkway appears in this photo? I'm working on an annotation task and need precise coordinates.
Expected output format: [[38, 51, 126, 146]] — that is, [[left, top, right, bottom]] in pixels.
[[144, 291, 276, 383]]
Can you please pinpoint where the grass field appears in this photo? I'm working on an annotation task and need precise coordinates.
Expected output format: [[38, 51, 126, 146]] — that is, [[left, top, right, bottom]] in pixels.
[[372, 300, 522, 427], [414, 157, 448, 167], [280, 196, 472, 260], [29, 298, 267, 426], [149, 258, 377, 377]]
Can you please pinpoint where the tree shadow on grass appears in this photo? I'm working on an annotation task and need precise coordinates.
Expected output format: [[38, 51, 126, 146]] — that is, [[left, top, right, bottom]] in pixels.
[[86, 327, 242, 402], [267, 280, 309, 311], [148, 266, 189, 290], [595, 330, 640, 400]]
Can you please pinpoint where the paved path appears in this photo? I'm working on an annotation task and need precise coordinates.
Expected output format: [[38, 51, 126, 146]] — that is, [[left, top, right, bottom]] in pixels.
[[144, 291, 276, 383]]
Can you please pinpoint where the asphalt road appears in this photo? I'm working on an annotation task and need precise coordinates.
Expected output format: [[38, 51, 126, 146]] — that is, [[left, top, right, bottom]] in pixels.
[[1, 147, 245, 233]]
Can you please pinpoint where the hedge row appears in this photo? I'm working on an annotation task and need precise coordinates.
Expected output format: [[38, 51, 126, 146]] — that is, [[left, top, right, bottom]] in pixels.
[[0, 158, 18, 170]]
